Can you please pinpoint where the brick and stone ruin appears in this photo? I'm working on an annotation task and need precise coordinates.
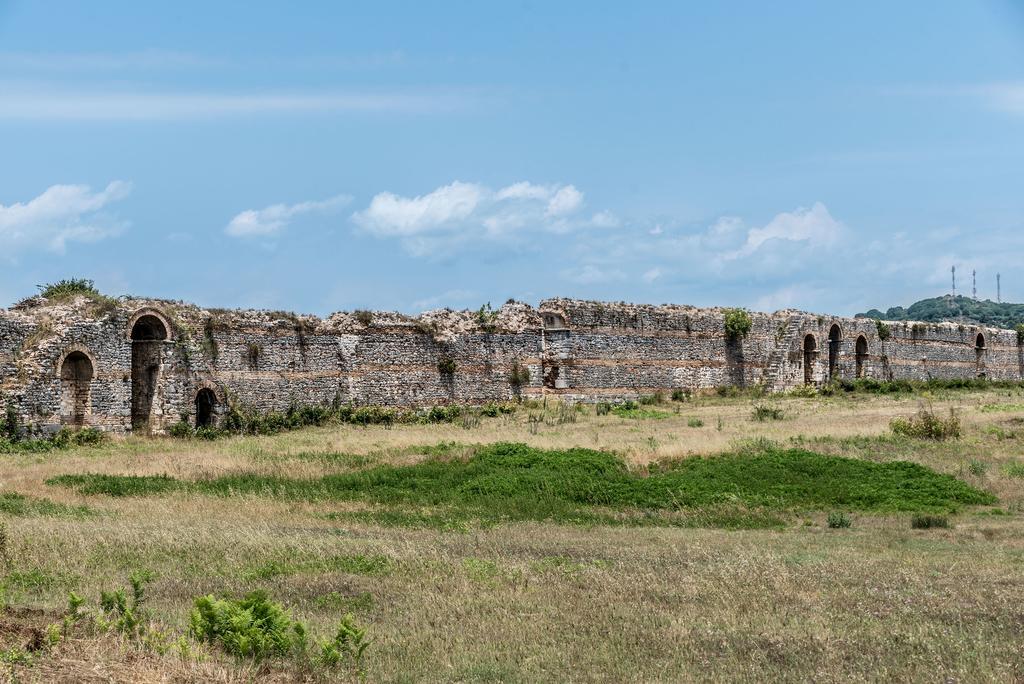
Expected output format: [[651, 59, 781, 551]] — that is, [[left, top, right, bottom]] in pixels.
[[1, 293, 1019, 434]]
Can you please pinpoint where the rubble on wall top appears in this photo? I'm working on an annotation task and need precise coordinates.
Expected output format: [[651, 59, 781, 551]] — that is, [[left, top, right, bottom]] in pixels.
[[2, 291, 1010, 336]]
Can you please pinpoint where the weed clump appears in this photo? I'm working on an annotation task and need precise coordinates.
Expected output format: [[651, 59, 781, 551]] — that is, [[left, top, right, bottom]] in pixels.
[[190, 591, 370, 673], [911, 514, 950, 529], [827, 511, 852, 529], [190, 591, 305, 660], [671, 389, 690, 402], [751, 404, 785, 422], [890, 407, 961, 440]]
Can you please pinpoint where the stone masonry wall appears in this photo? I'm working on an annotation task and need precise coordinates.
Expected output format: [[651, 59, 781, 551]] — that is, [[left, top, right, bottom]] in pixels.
[[1, 293, 1021, 434]]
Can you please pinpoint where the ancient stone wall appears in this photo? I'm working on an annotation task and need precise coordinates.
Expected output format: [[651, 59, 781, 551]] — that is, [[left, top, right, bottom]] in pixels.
[[1, 293, 1021, 434]]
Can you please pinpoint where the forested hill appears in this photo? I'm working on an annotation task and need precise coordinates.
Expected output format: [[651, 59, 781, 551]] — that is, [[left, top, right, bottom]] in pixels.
[[857, 296, 1024, 330]]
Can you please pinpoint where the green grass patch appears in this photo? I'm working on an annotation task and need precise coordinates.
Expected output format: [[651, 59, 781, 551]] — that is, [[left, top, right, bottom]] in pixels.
[[1003, 461, 1024, 479], [979, 403, 1024, 413], [611, 406, 671, 420], [49, 443, 994, 527], [0, 492, 96, 518]]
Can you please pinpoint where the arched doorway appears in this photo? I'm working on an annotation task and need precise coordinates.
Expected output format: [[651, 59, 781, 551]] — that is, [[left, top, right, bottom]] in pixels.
[[60, 351, 94, 426], [803, 334, 818, 385], [855, 335, 868, 379], [130, 313, 169, 432], [195, 388, 216, 428], [976, 332, 987, 378], [828, 324, 842, 380]]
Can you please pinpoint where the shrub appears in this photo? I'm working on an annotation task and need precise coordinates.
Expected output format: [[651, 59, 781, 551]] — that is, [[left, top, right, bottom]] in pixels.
[[475, 302, 498, 331], [245, 343, 262, 370], [37, 278, 99, 300], [190, 591, 306, 660], [751, 404, 785, 422], [967, 459, 987, 477], [1016, 324, 1024, 345], [354, 310, 373, 327], [437, 357, 456, 376], [316, 614, 371, 675], [875, 319, 892, 341], [671, 389, 689, 402], [595, 402, 612, 416], [787, 384, 818, 398], [507, 361, 530, 388], [890, 407, 961, 440], [100, 570, 153, 637], [2, 403, 21, 441], [911, 514, 950, 529], [168, 421, 194, 439], [827, 511, 852, 529], [723, 308, 752, 340], [687, 417, 704, 428]]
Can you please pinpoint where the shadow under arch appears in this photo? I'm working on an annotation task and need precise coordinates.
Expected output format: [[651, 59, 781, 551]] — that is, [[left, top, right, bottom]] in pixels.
[[803, 334, 818, 385], [58, 348, 95, 426], [128, 309, 171, 432]]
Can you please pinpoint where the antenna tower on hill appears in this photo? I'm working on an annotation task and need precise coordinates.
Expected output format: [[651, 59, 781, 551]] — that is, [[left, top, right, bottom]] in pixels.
[[997, 273, 1001, 303], [973, 270, 977, 301], [952, 265, 956, 297]]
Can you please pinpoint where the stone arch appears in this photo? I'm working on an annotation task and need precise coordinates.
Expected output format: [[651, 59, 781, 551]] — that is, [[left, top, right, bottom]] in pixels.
[[803, 334, 818, 385], [976, 331, 987, 378], [828, 324, 842, 380], [58, 348, 95, 427], [855, 335, 868, 379], [542, 312, 568, 330], [129, 308, 170, 432], [194, 387, 217, 428]]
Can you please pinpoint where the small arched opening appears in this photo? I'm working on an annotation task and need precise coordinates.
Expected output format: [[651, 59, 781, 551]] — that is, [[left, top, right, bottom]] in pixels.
[[855, 335, 868, 379], [59, 351, 94, 427], [542, 313, 568, 330], [803, 334, 818, 385], [828, 324, 842, 380], [130, 312, 169, 432], [976, 332, 987, 378], [195, 388, 217, 428]]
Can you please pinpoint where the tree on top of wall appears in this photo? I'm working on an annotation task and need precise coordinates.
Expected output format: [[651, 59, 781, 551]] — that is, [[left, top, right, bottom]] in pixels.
[[723, 308, 752, 341]]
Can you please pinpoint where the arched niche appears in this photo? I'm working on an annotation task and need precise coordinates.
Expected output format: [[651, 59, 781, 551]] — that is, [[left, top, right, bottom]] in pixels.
[[828, 324, 842, 380], [855, 335, 868, 379], [803, 334, 818, 385], [194, 387, 217, 428], [128, 308, 171, 432], [58, 348, 95, 427]]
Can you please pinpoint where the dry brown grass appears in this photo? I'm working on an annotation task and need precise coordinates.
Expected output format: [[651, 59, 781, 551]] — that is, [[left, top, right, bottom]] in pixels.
[[2, 388, 1024, 681]]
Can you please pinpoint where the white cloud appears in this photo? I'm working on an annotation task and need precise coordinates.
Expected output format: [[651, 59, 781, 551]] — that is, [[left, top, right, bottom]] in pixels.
[[590, 210, 620, 228], [561, 264, 626, 285], [0, 181, 131, 254], [352, 182, 483, 237], [0, 86, 469, 121], [226, 195, 351, 238], [353, 180, 609, 255], [410, 288, 477, 312], [546, 185, 583, 217], [642, 267, 663, 283], [725, 202, 842, 260]]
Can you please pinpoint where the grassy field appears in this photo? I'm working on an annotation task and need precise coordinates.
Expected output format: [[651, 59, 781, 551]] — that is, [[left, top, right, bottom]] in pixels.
[[1, 387, 1024, 681]]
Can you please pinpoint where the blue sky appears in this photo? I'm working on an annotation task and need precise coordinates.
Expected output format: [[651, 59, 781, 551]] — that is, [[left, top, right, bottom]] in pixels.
[[1, 1, 1023, 316]]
